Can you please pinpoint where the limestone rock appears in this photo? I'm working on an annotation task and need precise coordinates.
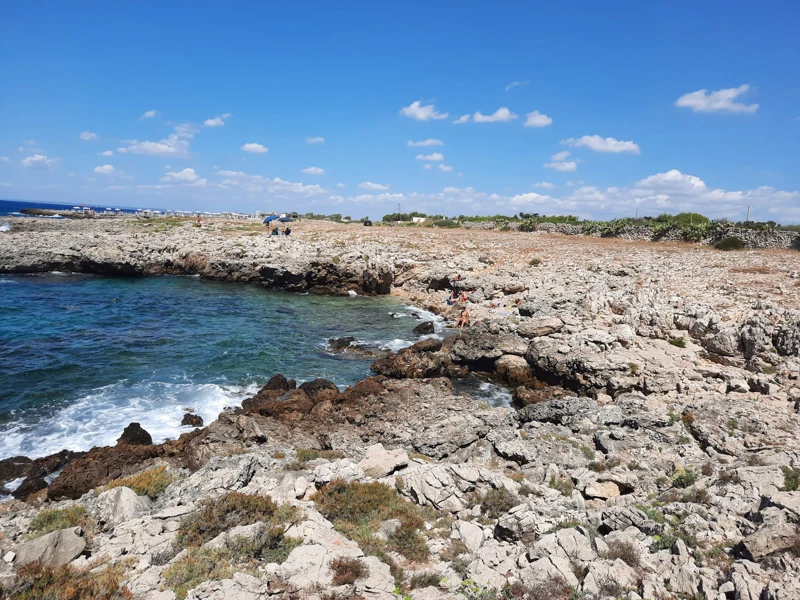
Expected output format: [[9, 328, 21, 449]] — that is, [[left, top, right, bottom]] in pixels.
[[14, 527, 86, 568], [358, 443, 409, 478]]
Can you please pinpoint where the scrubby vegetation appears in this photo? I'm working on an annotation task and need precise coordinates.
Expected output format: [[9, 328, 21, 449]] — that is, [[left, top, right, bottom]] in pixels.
[[3, 561, 132, 600], [481, 487, 520, 519], [102, 465, 175, 500], [780, 465, 800, 491], [714, 236, 746, 251], [29, 505, 88, 538], [671, 466, 700, 489], [164, 526, 301, 599], [601, 539, 641, 569], [330, 556, 368, 586], [313, 480, 433, 570], [174, 492, 300, 549]]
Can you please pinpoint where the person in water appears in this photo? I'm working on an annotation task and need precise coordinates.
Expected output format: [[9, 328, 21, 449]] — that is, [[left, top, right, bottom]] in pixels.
[[456, 307, 470, 329]]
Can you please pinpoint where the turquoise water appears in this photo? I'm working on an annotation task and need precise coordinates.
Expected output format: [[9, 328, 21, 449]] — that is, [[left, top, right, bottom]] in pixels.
[[0, 274, 436, 459]]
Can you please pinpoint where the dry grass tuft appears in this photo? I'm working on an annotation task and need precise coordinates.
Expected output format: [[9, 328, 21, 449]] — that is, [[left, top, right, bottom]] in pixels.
[[4, 561, 132, 599], [29, 505, 88, 539], [330, 556, 368, 586], [102, 466, 175, 500]]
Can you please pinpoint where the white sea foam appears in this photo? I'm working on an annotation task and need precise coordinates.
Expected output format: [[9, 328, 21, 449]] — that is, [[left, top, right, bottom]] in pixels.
[[0, 379, 261, 460], [476, 382, 513, 408]]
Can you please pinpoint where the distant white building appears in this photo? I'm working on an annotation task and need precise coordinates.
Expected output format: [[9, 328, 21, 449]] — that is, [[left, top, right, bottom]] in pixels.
[[411, 216, 426, 224]]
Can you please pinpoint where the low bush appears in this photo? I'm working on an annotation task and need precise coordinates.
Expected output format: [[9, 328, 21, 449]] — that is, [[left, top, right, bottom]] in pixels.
[[780, 466, 800, 491], [714, 236, 745, 251], [29, 505, 87, 538], [668, 337, 686, 348], [601, 540, 641, 568], [481, 487, 520, 519], [296, 449, 346, 463], [4, 561, 132, 600], [330, 556, 368, 586], [549, 474, 575, 497], [313, 480, 432, 565], [430, 219, 460, 228], [497, 575, 575, 600], [408, 571, 442, 589], [164, 526, 300, 599], [174, 492, 299, 549], [672, 466, 699, 489], [103, 465, 175, 500], [529, 257, 542, 267]]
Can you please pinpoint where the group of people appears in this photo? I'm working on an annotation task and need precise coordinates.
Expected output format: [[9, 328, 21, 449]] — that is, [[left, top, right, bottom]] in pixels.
[[445, 281, 471, 329], [269, 225, 291, 236]]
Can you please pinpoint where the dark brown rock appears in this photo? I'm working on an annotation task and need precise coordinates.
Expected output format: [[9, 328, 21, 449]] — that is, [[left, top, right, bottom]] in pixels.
[[0, 456, 34, 482], [12, 476, 48, 500], [181, 413, 204, 427], [413, 321, 435, 335], [298, 379, 340, 402], [341, 377, 387, 402], [117, 422, 153, 446], [262, 373, 296, 392]]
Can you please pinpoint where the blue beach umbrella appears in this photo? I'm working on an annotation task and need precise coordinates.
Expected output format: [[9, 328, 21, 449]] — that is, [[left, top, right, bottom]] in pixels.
[[278, 217, 294, 222], [262, 215, 279, 224]]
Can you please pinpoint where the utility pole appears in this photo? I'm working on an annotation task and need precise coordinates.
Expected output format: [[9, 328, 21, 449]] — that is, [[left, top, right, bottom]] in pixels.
[[635, 207, 638, 219], [746, 205, 751, 222]]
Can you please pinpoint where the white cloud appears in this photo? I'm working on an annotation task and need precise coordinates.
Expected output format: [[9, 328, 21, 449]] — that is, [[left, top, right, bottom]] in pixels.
[[0, 156, 8, 162], [306, 137, 325, 144], [241, 142, 268, 154], [407, 139, 443, 147], [93, 164, 116, 175], [98, 150, 114, 157], [215, 170, 327, 196], [532, 181, 555, 189], [509, 192, 550, 206], [204, 113, 231, 127], [336, 183, 346, 188], [546, 151, 577, 172], [139, 110, 160, 120], [675, 84, 758, 113], [524, 110, 552, 128], [551, 151, 571, 161], [359, 181, 390, 191], [400, 100, 449, 121], [505, 80, 530, 92], [302, 166, 325, 175], [473, 107, 518, 123], [422, 164, 432, 170], [439, 164, 453, 172], [105, 185, 124, 191], [162, 167, 200, 182], [453, 114, 470, 125], [562, 135, 640, 154], [120, 132, 190, 157], [21, 154, 55, 169], [416, 152, 444, 161], [80, 131, 98, 141]]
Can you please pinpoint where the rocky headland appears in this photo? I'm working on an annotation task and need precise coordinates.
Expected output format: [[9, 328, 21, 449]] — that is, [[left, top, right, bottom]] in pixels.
[[1, 217, 799, 600]]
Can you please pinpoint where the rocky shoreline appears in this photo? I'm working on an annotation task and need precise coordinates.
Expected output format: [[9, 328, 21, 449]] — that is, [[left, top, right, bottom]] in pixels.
[[1, 217, 799, 600]]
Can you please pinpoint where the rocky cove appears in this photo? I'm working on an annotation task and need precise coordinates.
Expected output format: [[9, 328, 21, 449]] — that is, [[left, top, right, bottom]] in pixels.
[[1, 217, 800, 600]]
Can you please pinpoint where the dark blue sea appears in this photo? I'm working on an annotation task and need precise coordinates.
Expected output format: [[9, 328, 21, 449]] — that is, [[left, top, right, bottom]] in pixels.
[[0, 198, 142, 216], [0, 274, 446, 461]]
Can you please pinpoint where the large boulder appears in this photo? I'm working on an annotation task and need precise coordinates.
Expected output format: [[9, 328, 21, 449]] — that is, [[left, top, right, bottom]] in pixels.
[[357, 443, 409, 478], [117, 422, 153, 446], [371, 339, 449, 379], [517, 317, 564, 338], [413, 321, 436, 335], [298, 379, 340, 402], [261, 373, 296, 391], [773, 322, 800, 356], [704, 328, 741, 357], [13, 527, 86, 568], [94, 486, 152, 531], [181, 413, 203, 427], [494, 354, 536, 386]]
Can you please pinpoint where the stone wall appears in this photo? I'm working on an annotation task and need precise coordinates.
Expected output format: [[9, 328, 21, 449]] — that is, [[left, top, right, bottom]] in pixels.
[[462, 220, 799, 250]]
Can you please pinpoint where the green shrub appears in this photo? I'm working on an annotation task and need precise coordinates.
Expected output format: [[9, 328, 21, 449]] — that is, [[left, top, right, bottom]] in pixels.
[[714, 236, 745, 251], [780, 466, 800, 492], [430, 219, 460, 228], [295, 448, 345, 464], [481, 487, 520, 519], [408, 572, 442, 589], [174, 492, 299, 549], [601, 540, 641, 568], [672, 466, 699, 489], [29, 506, 87, 538], [668, 337, 686, 348], [313, 480, 433, 565], [3, 562, 132, 600], [165, 526, 300, 599], [548, 474, 575, 497], [102, 465, 175, 500], [529, 257, 542, 266]]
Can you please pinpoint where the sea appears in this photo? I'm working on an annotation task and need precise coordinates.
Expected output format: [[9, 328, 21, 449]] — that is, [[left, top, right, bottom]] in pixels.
[[0, 198, 144, 216], [0, 274, 512, 474]]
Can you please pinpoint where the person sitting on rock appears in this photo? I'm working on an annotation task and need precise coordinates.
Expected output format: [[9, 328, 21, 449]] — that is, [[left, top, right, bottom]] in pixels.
[[284, 227, 292, 236], [271, 226, 280, 236], [456, 307, 470, 329], [458, 291, 470, 303], [445, 290, 458, 305]]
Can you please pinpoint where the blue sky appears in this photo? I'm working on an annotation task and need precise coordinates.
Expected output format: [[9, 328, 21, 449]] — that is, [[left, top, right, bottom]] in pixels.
[[1, 1, 799, 221]]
